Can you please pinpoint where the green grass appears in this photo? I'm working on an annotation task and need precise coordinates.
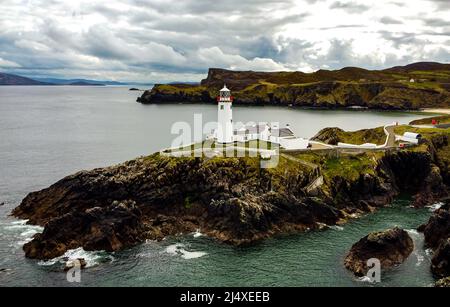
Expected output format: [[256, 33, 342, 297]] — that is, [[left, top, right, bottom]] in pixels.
[[410, 115, 450, 125], [394, 125, 450, 137], [322, 153, 377, 181], [405, 81, 443, 92]]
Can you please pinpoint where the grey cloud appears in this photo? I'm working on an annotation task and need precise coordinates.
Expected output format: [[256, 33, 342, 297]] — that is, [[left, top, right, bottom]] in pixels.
[[378, 31, 424, 48], [379, 17, 403, 25], [0, 0, 448, 82], [423, 18, 450, 27], [329, 1, 370, 14], [318, 24, 366, 30], [427, 0, 450, 10], [129, 0, 295, 15]]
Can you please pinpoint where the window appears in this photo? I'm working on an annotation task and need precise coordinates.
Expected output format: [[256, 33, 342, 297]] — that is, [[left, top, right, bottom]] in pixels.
[[220, 105, 224, 110]]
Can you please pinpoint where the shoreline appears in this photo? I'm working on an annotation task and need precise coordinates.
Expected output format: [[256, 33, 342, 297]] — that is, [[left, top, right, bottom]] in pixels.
[[138, 99, 447, 114], [420, 108, 450, 115]]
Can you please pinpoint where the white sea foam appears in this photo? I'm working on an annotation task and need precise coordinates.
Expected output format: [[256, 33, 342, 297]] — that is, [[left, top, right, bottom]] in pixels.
[[165, 243, 183, 255], [164, 243, 207, 260], [357, 276, 375, 283], [193, 230, 203, 238], [328, 225, 344, 231], [10, 219, 29, 225], [406, 229, 419, 236], [414, 251, 425, 266], [20, 228, 40, 237], [427, 202, 443, 212], [425, 248, 434, 256], [180, 250, 207, 259], [37, 247, 113, 268], [3, 220, 43, 245]]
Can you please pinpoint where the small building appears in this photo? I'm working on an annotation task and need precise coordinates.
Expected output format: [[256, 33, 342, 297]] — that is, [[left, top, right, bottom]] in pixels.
[[398, 132, 421, 145], [409, 78, 415, 83]]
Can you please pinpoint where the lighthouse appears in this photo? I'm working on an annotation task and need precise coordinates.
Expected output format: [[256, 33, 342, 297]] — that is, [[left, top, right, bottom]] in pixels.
[[217, 84, 234, 143]]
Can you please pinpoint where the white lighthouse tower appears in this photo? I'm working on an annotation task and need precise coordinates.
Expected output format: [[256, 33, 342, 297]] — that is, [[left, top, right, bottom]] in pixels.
[[217, 84, 234, 143]]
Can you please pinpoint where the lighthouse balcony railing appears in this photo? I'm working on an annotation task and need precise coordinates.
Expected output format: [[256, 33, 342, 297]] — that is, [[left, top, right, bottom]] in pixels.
[[217, 96, 234, 102]]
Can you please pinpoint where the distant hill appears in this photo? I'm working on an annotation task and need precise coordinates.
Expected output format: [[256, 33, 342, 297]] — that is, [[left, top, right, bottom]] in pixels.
[[385, 62, 450, 73], [0, 73, 52, 85], [0, 73, 153, 86], [138, 62, 450, 110], [35, 78, 153, 86], [68, 81, 105, 86], [34, 78, 121, 86]]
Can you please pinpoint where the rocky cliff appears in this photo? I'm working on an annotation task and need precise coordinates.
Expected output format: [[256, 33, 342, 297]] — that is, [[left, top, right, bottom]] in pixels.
[[418, 200, 450, 284], [13, 125, 450, 260], [138, 63, 450, 110]]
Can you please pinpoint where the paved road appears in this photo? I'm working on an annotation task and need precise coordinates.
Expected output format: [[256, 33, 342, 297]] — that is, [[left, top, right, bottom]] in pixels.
[[280, 153, 318, 169], [385, 125, 396, 147]]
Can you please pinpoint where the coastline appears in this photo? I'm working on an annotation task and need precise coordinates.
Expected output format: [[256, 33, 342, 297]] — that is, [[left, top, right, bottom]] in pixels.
[[13, 122, 450, 261], [421, 108, 450, 115]]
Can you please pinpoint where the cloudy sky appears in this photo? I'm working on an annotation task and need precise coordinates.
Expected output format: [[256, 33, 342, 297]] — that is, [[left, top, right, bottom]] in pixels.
[[0, 0, 449, 82]]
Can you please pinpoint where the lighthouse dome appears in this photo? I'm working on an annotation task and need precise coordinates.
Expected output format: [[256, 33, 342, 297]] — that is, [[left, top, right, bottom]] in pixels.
[[220, 84, 230, 92]]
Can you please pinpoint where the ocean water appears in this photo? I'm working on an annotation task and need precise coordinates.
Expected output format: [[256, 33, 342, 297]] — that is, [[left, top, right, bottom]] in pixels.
[[0, 86, 437, 287]]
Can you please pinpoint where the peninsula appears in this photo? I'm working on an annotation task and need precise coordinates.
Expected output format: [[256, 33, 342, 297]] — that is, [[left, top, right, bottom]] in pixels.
[[13, 119, 450, 260], [138, 62, 450, 110]]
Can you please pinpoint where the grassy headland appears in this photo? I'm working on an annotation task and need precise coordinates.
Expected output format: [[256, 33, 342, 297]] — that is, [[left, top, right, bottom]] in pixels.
[[138, 62, 450, 110]]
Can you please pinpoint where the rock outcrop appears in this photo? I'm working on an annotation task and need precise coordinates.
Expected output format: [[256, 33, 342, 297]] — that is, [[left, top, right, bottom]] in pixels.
[[435, 276, 450, 287], [418, 201, 450, 281], [344, 227, 414, 276], [12, 125, 450, 260]]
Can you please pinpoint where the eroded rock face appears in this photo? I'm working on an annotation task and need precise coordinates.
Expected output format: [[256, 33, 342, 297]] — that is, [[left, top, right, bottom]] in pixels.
[[419, 202, 450, 279], [12, 140, 448, 260], [420, 203, 450, 249], [344, 227, 414, 277], [14, 156, 348, 259], [23, 200, 149, 260], [432, 238, 450, 278]]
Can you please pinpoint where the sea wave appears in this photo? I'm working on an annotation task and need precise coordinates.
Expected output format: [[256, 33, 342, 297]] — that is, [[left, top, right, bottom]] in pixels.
[[406, 229, 420, 236], [38, 247, 114, 268], [193, 230, 204, 238], [328, 225, 344, 231], [164, 243, 207, 260], [2, 219, 43, 245], [427, 202, 443, 212], [357, 276, 376, 283]]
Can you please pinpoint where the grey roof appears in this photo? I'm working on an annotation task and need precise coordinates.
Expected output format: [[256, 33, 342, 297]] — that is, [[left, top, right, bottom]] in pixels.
[[235, 124, 268, 135], [270, 128, 294, 137]]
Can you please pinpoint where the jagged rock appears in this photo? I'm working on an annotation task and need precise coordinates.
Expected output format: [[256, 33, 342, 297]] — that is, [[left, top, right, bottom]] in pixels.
[[64, 258, 87, 271], [418, 200, 450, 281], [344, 227, 414, 276], [23, 200, 149, 260], [431, 238, 450, 278], [435, 276, 450, 287], [311, 128, 344, 145], [0, 202, 4, 206], [419, 202, 450, 249]]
